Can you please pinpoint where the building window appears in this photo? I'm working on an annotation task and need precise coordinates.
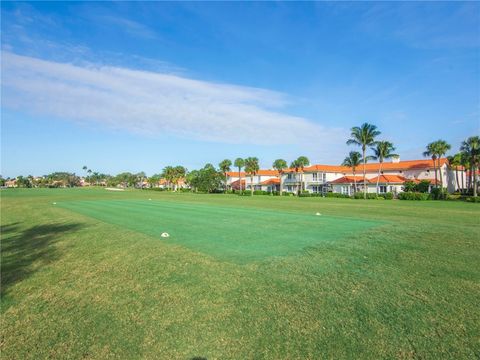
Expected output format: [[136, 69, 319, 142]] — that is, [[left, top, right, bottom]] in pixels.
[[313, 173, 318, 181], [341, 186, 349, 195], [379, 185, 387, 193], [322, 173, 326, 182]]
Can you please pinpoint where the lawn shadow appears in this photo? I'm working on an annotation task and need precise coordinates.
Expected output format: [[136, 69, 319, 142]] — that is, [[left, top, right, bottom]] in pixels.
[[1, 222, 84, 298]]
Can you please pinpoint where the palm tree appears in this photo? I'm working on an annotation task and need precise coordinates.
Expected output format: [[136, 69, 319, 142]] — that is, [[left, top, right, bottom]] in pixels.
[[219, 159, 232, 193], [460, 136, 480, 197], [162, 166, 175, 190], [346, 123, 381, 199], [460, 151, 471, 192], [244, 157, 259, 195], [296, 156, 310, 194], [87, 169, 92, 184], [172, 166, 187, 191], [342, 151, 362, 194], [371, 141, 399, 194], [289, 156, 310, 195], [435, 140, 451, 189], [447, 153, 462, 192], [423, 142, 439, 189], [272, 159, 288, 195], [234, 158, 245, 193]]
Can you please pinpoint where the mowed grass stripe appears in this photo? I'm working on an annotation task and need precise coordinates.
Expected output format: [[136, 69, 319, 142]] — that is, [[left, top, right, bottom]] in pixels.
[[58, 199, 382, 263]]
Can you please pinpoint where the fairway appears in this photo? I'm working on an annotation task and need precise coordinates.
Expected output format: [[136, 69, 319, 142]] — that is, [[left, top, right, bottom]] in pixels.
[[1, 188, 480, 359], [58, 199, 381, 263]]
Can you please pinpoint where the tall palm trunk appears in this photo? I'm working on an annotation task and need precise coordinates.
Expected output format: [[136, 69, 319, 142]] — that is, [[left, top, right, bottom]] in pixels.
[[474, 164, 478, 197], [224, 173, 228, 193], [432, 157, 438, 189], [250, 174, 254, 195], [362, 146, 367, 199], [376, 160, 383, 195]]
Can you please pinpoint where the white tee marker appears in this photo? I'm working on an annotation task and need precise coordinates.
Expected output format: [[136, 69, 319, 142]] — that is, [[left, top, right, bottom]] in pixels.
[[316, 212, 321, 216], [53, 202, 57, 205], [161, 232, 170, 238]]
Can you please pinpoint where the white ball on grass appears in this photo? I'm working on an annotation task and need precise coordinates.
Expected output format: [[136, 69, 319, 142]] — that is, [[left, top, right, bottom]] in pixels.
[[161, 232, 170, 238], [316, 212, 321, 216], [53, 202, 57, 205], [149, 198, 152, 200]]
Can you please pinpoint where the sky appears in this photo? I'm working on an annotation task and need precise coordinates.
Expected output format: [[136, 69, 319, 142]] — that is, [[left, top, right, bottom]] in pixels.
[[1, 1, 479, 177]]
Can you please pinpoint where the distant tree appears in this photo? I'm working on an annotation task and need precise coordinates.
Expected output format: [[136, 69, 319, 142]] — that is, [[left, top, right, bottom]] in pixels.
[[423, 142, 439, 189], [185, 170, 200, 192], [16, 176, 32, 188], [347, 123, 381, 199], [371, 141, 399, 194], [272, 159, 288, 195], [161, 166, 175, 190], [342, 151, 362, 193], [244, 157, 259, 195], [234, 158, 245, 192], [290, 156, 310, 195], [447, 153, 463, 192], [187, 164, 223, 193], [460, 136, 480, 197], [219, 159, 232, 193], [435, 140, 451, 190], [424, 140, 451, 193], [147, 174, 162, 188]]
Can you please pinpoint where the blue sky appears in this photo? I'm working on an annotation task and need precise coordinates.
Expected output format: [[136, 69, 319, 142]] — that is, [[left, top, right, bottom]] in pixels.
[[1, 2, 479, 177]]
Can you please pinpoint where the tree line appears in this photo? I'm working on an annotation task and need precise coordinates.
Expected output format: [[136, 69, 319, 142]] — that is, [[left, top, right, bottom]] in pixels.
[[2, 126, 478, 197]]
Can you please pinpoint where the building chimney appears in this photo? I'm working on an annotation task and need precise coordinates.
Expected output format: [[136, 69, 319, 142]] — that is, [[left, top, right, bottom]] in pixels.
[[391, 156, 400, 163]]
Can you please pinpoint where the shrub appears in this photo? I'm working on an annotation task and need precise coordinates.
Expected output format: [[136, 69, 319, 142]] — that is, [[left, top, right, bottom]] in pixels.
[[353, 192, 379, 199], [430, 187, 447, 200], [298, 192, 311, 197], [416, 180, 431, 193], [384, 192, 394, 200], [398, 192, 430, 200], [464, 196, 480, 203], [325, 192, 350, 198], [253, 190, 269, 195], [403, 181, 417, 192]]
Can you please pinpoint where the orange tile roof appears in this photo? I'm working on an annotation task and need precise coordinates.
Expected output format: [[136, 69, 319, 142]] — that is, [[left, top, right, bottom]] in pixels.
[[368, 175, 407, 184], [226, 170, 279, 176], [260, 178, 280, 185], [256, 170, 279, 176], [285, 158, 448, 174], [410, 178, 440, 185], [284, 164, 348, 173], [361, 158, 448, 172], [226, 171, 246, 177], [331, 176, 368, 184]]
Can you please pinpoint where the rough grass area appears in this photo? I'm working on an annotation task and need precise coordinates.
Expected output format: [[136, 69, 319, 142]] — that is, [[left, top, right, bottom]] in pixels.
[[1, 188, 479, 359]]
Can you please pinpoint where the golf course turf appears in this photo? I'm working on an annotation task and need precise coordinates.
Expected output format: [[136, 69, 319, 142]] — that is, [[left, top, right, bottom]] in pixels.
[[1, 188, 479, 359]]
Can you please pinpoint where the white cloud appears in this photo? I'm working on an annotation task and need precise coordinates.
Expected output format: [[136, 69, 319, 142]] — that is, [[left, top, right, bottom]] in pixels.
[[1, 51, 346, 146]]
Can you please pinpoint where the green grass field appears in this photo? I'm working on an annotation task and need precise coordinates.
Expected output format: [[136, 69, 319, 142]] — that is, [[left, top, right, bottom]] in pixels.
[[1, 188, 479, 359]]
